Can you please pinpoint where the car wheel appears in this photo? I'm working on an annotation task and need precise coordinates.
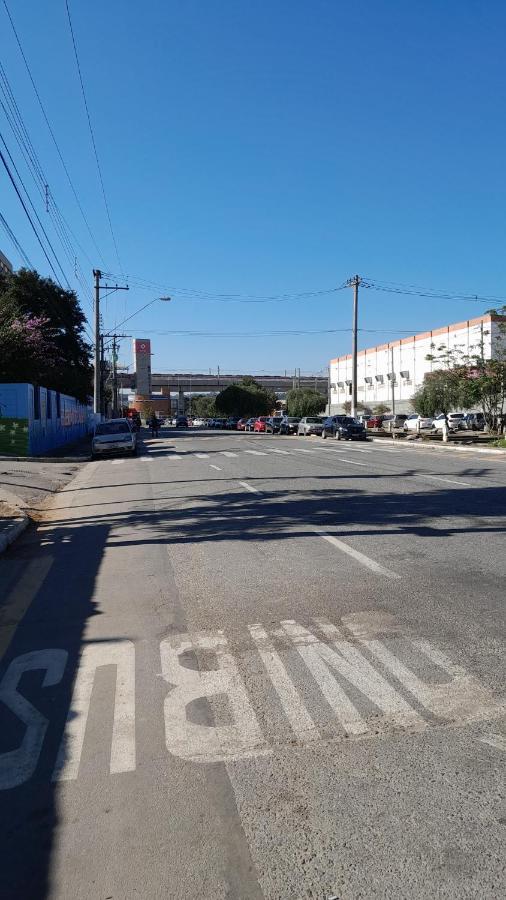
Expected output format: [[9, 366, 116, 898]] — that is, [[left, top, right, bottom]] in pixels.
[[322, 429, 327, 439], [336, 431, 341, 440]]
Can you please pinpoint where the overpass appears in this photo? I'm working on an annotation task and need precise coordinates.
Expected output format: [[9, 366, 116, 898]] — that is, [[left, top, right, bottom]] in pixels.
[[118, 371, 328, 413]]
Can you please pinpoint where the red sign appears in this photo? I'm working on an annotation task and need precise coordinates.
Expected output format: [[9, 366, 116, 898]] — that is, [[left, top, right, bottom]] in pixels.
[[134, 339, 151, 354]]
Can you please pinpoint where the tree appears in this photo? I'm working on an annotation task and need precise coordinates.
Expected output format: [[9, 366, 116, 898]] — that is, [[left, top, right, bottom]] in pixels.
[[191, 395, 216, 418], [0, 268, 92, 401], [373, 403, 390, 415], [215, 378, 276, 416], [286, 388, 326, 417], [342, 401, 367, 416]]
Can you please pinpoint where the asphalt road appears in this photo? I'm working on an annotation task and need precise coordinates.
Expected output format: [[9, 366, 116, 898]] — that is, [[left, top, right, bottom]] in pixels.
[[0, 429, 505, 899]]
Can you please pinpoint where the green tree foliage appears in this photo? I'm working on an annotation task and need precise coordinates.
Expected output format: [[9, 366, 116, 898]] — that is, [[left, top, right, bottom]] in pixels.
[[372, 403, 390, 415], [0, 269, 92, 401], [215, 378, 276, 416], [286, 388, 326, 417], [342, 401, 367, 415], [191, 394, 217, 418]]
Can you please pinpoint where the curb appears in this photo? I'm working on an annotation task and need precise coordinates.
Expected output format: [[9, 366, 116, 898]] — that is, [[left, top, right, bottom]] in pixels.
[[0, 512, 29, 555], [370, 437, 506, 455], [0, 455, 91, 463]]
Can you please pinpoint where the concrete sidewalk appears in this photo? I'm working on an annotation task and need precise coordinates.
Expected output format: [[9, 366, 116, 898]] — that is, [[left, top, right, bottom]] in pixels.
[[371, 435, 506, 454]]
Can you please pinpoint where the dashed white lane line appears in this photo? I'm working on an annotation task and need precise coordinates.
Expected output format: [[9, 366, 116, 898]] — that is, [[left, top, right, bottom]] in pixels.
[[327, 455, 367, 467], [195, 453, 209, 459], [222, 451, 238, 458], [480, 733, 506, 752], [316, 530, 401, 580], [415, 473, 473, 487], [244, 450, 268, 456], [239, 480, 261, 494], [209, 464, 222, 471]]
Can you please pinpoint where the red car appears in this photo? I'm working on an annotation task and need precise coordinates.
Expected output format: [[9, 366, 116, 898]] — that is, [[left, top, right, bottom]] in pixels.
[[236, 418, 248, 431], [366, 415, 384, 429], [253, 416, 268, 433]]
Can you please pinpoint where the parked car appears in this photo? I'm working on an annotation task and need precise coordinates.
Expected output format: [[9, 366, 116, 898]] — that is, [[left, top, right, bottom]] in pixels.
[[192, 417, 204, 427], [265, 416, 284, 434], [381, 414, 408, 432], [432, 413, 466, 432], [366, 415, 386, 429], [236, 418, 248, 431], [175, 415, 189, 428], [214, 418, 227, 429], [92, 418, 137, 459], [253, 416, 269, 433], [225, 416, 241, 430], [322, 415, 367, 441], [297, 416, 325, 436], [403, 414, 433, 431], [463, 412, 486, 431], [279, 416, 301, 435], [245, 417, 256, 432]]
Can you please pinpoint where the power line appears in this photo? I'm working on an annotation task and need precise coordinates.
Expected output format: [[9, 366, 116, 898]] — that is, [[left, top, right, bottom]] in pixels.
[[0, 138, 64, 285], [131, 327, 421, 337], [2, 0, 106, 266], [0, 210, 33, 268], [65, 0, 122, 271], [362, 276, 505, 305]]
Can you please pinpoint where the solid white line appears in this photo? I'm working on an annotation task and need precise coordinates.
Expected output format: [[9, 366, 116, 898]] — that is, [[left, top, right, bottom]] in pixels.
[[209, 464, 222, 471], [222, 451, 238, 457], [239, 480, 260, 494], [316, 529, 401, 579], [414, 474, 473, 487], [244, 449, 268, 456], [195, 453, 209, 458]]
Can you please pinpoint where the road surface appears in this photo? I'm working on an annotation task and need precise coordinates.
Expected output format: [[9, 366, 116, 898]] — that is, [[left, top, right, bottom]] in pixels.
[[0, 429, 505, 899]]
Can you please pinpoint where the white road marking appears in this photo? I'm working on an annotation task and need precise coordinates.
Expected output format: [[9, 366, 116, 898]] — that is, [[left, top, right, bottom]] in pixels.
[[111, 459, 125, 465], [322, 445, 371, 453], [326, 455, 367, 467], [209, 464, 222, 471], [280, 621, 368, 735], [480, 733, 506, 752], [239, 481, 261, 494], [53, 640, 136, 781], [140, 456, 153, 461], [160, 631, 268, 762], [316, 529, 401, 579], [291, 448, 314, 453], [266, 448, 290, 455], [222, 451, 238, 457], [195, 453, 209, 459], [414, 473, 473, 487], [248, 624, 319, 743], [244, 450, 268, 456], [166, 455, 182, 461], [0, 650, 68, 789]]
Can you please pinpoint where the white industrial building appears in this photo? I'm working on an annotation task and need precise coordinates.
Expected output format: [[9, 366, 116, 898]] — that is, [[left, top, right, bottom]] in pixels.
[[0, 250, 13, 276], [329, 313, 505, 414]]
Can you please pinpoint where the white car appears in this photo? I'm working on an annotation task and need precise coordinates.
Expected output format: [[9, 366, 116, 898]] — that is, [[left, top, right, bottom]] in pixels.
[[403, 414, 433, 432], [432, 413, 466, 432], [92, 418, 137, 459]]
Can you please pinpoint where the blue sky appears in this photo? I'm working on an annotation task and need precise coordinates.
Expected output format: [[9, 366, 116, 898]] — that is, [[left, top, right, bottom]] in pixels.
[[1, 0, 505, 375]]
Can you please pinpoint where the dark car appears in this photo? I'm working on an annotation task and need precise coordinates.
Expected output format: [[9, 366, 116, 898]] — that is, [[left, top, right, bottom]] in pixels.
[[463, 412, 486, 431], [279, 416, 301, 435], [225, 417, 241, 430], [322, 415, 367, 441], [245, 417, 256, 432], [265, 416, 284, 434], [175, 415, 188, 428], [213, 417, 227, 429]]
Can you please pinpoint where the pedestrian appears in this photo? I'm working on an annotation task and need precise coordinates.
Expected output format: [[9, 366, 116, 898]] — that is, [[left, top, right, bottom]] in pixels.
[[148, 413, 159, 438]]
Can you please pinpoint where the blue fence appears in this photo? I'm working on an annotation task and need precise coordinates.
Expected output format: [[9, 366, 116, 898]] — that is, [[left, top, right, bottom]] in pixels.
[[0, 383, 93, 456]]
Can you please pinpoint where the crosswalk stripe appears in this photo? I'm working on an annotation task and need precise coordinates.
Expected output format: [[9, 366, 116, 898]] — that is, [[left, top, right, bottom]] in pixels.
[[244, 450, 268, 456], [195, 453, 209, 459], [167, 455, 182, 461], [292, 448, 314, 453], [222, 452, 238, 457], [266, 448, 290, 455]]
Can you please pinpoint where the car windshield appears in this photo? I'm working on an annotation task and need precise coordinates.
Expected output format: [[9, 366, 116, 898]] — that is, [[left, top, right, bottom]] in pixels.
[[96, 422, 130, 435], [306, 417, 322, 423]]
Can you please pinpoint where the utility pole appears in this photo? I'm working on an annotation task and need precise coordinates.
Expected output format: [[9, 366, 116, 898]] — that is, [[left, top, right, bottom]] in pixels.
[[390, 346, 395, 415], [92, 269, 129, 416], [345, 275, 361, 419]]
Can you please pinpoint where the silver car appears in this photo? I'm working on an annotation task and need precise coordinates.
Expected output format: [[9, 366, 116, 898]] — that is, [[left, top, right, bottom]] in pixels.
[[297, 416, 324, 436], [92, 418, 137, 459]]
